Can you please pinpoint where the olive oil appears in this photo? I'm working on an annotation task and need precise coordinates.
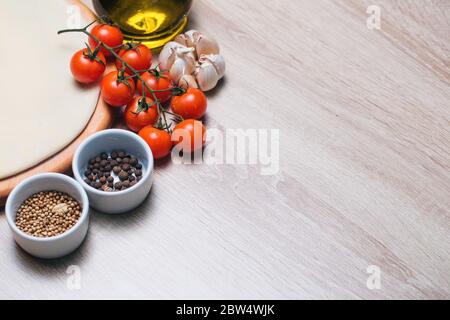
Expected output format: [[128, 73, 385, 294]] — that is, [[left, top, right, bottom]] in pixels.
[[93, 0, 193, 49]]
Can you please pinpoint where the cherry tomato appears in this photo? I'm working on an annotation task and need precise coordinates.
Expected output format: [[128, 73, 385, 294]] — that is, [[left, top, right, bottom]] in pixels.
[[171, 88, 207, 120], [101, 71, 135, 107], [172, 119, 206, 152], [124, 96, 158, 132], [138, 126, 173, 160], [70, 48, 106, 84], [89, 24, 124, 57], [136, 71, 172, 103], [116, 44, 152, 74]]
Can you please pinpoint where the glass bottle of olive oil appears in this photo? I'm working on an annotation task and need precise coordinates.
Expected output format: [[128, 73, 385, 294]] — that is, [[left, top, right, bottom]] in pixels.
[[93, 0, 193, 49]]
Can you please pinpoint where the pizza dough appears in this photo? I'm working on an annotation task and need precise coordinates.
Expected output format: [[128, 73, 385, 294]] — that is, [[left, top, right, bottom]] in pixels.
[[0, 0, 100, 179]]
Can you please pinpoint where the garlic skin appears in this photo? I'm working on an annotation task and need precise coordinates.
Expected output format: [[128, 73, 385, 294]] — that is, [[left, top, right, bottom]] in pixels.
[[196, 33, 220, 56], [178, 74, 198, 90], [175, 29, 220, 57]]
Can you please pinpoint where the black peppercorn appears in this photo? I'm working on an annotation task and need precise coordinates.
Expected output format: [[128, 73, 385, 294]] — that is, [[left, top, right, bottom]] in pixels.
[[84, 150, 142, 192], [118, 170, 128, 181]]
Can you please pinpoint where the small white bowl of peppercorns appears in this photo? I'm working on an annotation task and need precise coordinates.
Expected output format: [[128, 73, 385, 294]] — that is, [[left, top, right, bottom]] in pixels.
[[5, 172, 90, 259], [72, 129, 154, 214]]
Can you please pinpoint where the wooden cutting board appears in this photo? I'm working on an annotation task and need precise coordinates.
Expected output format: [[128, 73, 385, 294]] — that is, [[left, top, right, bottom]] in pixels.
[[0, 95, 114, 207], [0, 0, 114, 206]]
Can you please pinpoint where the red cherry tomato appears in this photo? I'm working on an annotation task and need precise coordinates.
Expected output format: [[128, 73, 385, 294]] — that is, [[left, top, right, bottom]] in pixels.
[[70, 48, 106, 84], [137, 71, 172, 103], [171, 88, 207, 120], [116, 44, 152, 74], [124, 96, 158, 132], [138, 126, 173, 160], [101, 71, 135, 107], [172, 119, 206, 153], [88, 24, 124, 57]]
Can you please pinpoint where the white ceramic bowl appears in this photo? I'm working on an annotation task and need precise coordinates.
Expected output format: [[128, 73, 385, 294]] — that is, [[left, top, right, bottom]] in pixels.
[[5, 173, 89, 259], [72, 129, 154, 214]]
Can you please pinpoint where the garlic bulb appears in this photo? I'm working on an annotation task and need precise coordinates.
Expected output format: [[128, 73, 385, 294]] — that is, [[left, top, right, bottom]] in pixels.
[[159, 30, 225, 91], [175, 29, 220, 57]]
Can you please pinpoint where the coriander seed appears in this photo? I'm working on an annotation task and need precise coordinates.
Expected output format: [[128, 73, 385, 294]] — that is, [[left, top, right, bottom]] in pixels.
[[15, 191, 81, 238]]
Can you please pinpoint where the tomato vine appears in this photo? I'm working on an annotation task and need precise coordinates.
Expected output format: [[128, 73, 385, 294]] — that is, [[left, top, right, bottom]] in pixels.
[[58, 21, 179, 133]]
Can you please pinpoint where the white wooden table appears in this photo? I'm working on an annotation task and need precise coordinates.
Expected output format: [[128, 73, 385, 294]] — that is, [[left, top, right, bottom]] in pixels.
[[0, 0, 449, 299]]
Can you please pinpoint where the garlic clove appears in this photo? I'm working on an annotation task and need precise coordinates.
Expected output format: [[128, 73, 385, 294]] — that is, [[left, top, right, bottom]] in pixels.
[[170, 58, 187, 83], [195, 33, 220, 56], [199, 54, 226, 79], [159, 41, 186, 70], [178, 74, 198, 90], [195, 61, 220, 91], [169, 47, 196, 83], [184, 29, 201, 47]]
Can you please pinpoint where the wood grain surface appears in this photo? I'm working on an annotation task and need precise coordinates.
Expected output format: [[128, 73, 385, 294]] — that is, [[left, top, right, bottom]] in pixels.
[[0, 0, 449, 299]]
